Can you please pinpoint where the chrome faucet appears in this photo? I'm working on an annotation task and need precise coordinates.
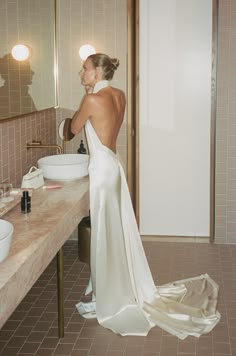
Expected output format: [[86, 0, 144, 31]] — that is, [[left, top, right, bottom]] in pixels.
[[26, 140, 63, 154]]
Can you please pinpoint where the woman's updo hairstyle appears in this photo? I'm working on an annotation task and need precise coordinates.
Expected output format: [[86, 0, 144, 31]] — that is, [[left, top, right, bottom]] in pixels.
[[88, 53, 119, 80]]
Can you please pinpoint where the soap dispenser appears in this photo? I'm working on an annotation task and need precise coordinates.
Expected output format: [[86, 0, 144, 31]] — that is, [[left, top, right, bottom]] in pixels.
[[77, 140, 87, 154]]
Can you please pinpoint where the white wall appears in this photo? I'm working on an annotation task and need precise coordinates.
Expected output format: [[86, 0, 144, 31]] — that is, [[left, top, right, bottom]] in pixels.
[[139, 0, 213, 236]]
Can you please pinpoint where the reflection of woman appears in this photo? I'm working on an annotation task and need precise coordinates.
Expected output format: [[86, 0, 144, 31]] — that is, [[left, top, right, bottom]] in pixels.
[[71, 53, 220, 339], [0, 53, 36, 119]]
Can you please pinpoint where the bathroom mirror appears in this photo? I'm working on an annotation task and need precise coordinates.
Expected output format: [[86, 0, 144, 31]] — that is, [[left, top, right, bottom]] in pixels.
[[0, 0, 56, 121]]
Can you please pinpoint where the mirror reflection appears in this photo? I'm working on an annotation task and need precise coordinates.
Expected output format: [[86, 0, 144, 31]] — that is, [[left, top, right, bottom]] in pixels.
[[0, 53, 36, 118], [0, 0, 55, 120]]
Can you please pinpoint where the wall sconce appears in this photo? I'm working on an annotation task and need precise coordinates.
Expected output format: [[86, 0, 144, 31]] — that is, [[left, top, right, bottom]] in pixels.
[[79, 44, 96, 61], [11, 44, 31, 61]]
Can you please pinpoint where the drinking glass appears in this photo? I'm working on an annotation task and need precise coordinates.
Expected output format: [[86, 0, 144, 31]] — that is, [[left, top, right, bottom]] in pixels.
[[0, 188, 5, 208], [0, 183, 13, 203]]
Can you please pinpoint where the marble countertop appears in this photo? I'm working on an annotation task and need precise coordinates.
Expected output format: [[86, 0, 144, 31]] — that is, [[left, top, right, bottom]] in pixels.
[[0, 177, 89, 329]]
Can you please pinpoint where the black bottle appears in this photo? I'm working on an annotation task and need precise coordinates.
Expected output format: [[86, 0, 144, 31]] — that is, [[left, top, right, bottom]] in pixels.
[[21, 191, 31, 213], [77, 139, 87, 154]]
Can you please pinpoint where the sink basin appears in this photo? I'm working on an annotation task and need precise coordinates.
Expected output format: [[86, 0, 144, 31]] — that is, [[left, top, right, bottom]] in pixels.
[[37, 154, 89, 181], [0, 219, 14, 263]]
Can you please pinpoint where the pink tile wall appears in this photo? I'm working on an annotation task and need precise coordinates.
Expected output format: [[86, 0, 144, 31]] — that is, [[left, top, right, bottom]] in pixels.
[[215, 0, 236, 243], [0, 108, 57, 188]]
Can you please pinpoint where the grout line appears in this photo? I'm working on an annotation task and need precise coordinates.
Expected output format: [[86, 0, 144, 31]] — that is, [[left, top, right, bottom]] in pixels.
[[141, 236, 210, 243]]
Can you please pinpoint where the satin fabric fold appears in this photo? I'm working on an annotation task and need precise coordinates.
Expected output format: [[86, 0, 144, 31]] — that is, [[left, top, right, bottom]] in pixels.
[[78, 80, 220, 339]]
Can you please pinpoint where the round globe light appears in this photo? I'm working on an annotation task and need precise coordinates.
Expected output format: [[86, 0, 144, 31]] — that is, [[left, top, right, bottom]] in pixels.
[[79, 44, 96, 61], [11, 44, 30, 61]]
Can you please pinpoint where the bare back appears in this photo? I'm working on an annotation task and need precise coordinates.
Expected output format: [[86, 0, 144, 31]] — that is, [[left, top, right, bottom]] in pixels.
[[88, 87, 125, 153]]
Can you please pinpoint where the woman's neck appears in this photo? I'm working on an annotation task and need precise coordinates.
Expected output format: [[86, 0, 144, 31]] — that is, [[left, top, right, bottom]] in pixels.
[[93, 80, 109, 93]]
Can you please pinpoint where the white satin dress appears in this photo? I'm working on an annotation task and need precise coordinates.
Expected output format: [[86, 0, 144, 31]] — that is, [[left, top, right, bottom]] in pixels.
[[76, 80, 220, 339]]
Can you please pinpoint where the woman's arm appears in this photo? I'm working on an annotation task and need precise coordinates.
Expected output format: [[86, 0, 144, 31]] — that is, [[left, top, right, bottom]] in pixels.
[[71, 94, 94, 135]]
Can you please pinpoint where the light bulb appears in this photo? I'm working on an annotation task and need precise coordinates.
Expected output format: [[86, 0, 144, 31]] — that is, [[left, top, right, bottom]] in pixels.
[[79, 44, 96, 61], [11, 44, 30, 61]]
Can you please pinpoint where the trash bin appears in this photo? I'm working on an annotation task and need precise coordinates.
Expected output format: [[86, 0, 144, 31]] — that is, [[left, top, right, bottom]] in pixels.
[[78, 216, 91, 264]]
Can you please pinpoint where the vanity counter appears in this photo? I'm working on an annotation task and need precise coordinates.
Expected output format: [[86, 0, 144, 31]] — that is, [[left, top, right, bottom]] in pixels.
[[0, 177, 89, 330]]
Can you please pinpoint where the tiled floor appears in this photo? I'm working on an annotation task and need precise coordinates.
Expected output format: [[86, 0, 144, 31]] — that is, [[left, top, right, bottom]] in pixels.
[[0, 239, 236, 356]]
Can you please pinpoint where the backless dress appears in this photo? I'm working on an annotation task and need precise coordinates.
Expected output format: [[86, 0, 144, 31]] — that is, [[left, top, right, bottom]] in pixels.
[[77, 80, 220, 339]]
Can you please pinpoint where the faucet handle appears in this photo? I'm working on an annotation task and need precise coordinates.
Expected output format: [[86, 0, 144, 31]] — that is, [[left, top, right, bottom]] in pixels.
[[30, 140, 42, 145]]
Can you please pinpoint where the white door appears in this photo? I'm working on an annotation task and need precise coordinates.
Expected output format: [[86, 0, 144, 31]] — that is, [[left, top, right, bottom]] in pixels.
[[139, 0, 213, 236]]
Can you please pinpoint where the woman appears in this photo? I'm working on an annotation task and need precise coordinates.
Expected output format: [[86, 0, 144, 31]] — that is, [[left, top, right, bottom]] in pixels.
[[71, 53, 220, 339]]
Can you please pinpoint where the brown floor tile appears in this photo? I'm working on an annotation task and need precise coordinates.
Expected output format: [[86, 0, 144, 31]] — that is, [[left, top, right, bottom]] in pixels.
[[89, 344, 109, 355], [71, 350, 89, 356], [0, 347, 19, 356], [59, 331, 78, 343], [93, 333, 117, 346], [45, 303, 57, 313], [8, 311, 26, 321], [13, 325, 33, 337], [33, 321, 53, 332], [159, 348, 177, 356], [0, 342, 6, 353], [106, 351, 125, 356], [26, 307, 45, 317], [178, 339, 196, 353], [64, 307, 75, 318], [213, 341, 231, 354], [26, 331, 46, 343], [0, 240, 236, 356], [1, 320, 21, 331], [46, 327, 58, 338], [108, 337, 128, 351], [143, 339, 161, 353], [80, 327, 97, 338], [35, 348, 54, 356], [196, 351, 213, 356], [74, 337, 93, 350], [5, 336, 26, 348], [160, 335, 178, 349], [18, 341, 41, 354], [65, 322, 84, 333], [125, 345, 144, 355], [21, 316, 40, 327], [0, 330, 13, 342], [53, 342, 74, 355], [39, 312, 57, 322], [126, 335, 146, 346], [40, 336, 59, 349]]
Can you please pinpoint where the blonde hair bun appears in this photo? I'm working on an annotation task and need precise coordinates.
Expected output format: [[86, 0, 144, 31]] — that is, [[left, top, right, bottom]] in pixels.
[[111, 58, 120, 70], [88, 53, 120, 80]]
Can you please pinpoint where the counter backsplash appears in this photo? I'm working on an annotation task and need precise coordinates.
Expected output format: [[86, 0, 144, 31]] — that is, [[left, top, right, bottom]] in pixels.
[[0, 107, 87, 188], [0, 108, 57, 188]]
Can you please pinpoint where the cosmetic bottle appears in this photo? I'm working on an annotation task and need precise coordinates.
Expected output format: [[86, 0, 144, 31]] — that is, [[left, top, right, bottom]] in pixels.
[[21, 190, 31, 213], [77, 140, 87, 154]]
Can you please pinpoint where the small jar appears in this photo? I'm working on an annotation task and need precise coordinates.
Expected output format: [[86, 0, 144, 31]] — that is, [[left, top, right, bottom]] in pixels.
[[21, 191, 31, 213]]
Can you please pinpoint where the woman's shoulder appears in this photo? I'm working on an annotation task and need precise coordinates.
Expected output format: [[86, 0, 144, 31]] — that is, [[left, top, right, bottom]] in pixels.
[[110, 86, 125, 98]]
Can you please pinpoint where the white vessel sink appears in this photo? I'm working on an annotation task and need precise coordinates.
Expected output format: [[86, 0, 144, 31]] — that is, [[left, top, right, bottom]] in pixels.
[[0, 219, 14, 263], [37, 154, 89, 181]]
